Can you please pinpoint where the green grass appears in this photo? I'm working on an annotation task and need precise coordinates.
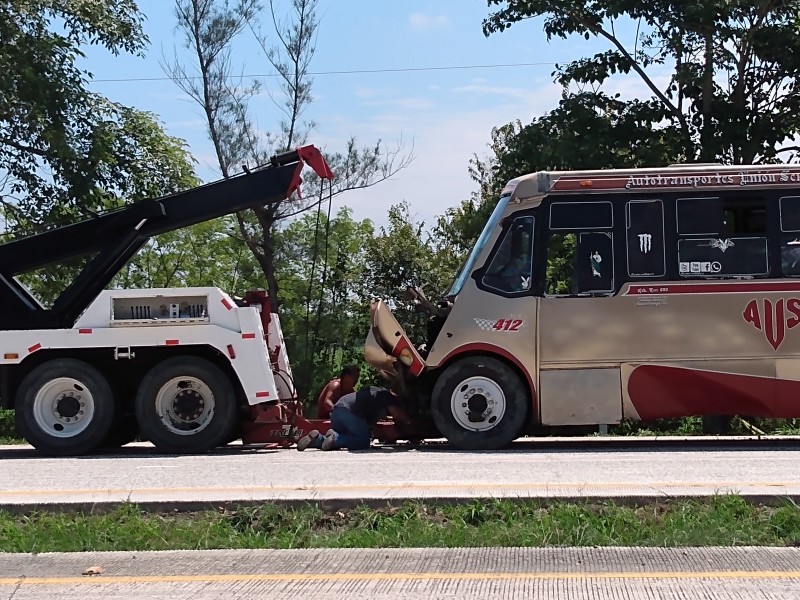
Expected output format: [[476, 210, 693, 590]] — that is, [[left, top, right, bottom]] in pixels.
[[0, 409, 22, 444], [1, 496, 799, 553]]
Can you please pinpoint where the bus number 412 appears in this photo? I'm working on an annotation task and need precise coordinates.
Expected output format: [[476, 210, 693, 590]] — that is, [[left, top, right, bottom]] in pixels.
[[493, 319, 523, 332]]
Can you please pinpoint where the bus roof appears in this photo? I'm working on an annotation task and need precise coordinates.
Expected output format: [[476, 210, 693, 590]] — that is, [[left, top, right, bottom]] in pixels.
[[505, 163, 800, 202]]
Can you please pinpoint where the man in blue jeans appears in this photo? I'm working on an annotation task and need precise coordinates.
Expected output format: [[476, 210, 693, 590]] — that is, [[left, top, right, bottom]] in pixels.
[[297, 385, 412, 451]]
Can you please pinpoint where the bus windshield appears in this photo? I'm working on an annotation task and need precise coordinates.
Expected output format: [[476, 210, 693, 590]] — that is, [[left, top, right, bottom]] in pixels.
[[447, 194, 510, 297]]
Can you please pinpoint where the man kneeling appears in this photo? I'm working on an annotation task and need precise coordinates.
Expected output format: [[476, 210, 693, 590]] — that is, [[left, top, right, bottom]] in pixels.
[[297, 385, 411, 451]]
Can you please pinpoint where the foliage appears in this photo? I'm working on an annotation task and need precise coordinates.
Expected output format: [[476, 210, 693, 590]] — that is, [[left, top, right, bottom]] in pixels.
[[166, 0, 413, 310], [483, 0, 800, 164], [0, 409, 18, 443], [273, 206, 374, 402], [365, 203, 459, 346], [1, 1, 199, 304], [1, 496, 799, 552]]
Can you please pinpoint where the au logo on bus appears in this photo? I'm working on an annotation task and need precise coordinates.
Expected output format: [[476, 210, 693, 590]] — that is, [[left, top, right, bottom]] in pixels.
[[742, 298, 800, 350]]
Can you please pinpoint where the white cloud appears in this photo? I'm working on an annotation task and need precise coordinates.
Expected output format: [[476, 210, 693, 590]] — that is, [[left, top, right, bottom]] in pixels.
[[408, 13, 450, 31]]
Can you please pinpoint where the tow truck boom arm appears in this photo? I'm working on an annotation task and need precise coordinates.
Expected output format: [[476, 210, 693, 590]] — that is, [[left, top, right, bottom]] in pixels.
[[0, 145, 332, 331]]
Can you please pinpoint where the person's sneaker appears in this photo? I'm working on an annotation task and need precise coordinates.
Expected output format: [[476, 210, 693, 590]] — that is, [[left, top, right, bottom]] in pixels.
[[321, 429, 337, 451], [296, 430, 319, 451]]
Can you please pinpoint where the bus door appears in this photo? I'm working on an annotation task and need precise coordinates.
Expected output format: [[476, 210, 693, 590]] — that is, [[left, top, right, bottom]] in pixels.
[[536, 198, 625, 426]]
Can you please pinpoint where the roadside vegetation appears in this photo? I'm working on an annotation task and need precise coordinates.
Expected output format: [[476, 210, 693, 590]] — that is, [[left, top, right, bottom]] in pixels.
[[2, 410, 800, 446], [1, 496, 799, 553]]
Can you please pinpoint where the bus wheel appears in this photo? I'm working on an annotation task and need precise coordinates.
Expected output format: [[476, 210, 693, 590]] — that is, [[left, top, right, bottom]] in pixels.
[[15, 359, 116, 456], [135, 356, 237, 454], [431, 356, 528, 450]]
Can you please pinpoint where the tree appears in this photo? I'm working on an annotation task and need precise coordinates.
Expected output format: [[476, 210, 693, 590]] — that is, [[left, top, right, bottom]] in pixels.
[[165, 0, 412, 309], [365, 203, 458, 348], [1, 1, 198, 303], [484, 0, 800, 164], [272, 207, 374, 401]]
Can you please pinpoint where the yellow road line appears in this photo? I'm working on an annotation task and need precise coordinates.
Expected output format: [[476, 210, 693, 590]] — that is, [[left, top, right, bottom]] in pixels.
[[0, 481, 798, 497], [1, 570, 800, 586]]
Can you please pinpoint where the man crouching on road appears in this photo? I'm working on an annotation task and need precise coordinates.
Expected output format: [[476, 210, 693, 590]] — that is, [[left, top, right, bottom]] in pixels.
[[297, 385, 412, 451]]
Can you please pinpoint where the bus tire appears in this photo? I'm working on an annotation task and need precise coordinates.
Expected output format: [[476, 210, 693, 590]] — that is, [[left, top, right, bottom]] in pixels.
[[135, 356, 237, 454], [431, 356, 529, 450], [15, 359, 116, 456]]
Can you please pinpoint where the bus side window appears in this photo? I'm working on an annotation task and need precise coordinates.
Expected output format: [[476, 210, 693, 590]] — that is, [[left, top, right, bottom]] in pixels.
[[626, 200, 665, 278], [677, 196, 768, 278], [780, 196, 800, 276], [546, 232, 614, 296], [482, 216, 534, 294]]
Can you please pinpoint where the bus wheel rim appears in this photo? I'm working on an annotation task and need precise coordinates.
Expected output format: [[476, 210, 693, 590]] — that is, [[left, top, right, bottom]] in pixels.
[[155, 376, 215, 436], [33, 377, 96, 438], [450, 376, 506, 432]]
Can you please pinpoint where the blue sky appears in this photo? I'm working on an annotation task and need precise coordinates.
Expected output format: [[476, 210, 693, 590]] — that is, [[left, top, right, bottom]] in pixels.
[[82, 0, 645, 228]]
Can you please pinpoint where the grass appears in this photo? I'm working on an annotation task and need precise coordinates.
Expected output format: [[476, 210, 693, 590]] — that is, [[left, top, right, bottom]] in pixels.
[[0, 409, 22, 445], [0, 496, 799, 553]]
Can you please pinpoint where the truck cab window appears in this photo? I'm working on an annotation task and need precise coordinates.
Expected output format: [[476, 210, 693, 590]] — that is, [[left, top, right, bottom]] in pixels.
[[481, 216, 534, 294]]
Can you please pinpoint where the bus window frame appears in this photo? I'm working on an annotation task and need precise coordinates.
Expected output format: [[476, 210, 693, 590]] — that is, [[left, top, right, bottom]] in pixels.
[[549, 200, 614, 230], [473, 209, 537, 299], [625, 198, 667, 279]]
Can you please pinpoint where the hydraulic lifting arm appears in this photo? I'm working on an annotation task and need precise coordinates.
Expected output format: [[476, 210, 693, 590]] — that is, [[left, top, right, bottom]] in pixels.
[[0, 145, 333, 331]]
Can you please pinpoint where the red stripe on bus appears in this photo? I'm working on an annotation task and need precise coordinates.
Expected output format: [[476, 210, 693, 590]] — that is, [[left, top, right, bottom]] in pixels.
[[27, 343, 41, 353], [78, 328, 92, 334], [165, 339, 179, 346], [241, 333, 256, 339], [227, 344, 236, 359], [625, 282, 800, 296], [628, 365, 800, 420], [255, 391, 270, 398], [221, 298, 233, 310]]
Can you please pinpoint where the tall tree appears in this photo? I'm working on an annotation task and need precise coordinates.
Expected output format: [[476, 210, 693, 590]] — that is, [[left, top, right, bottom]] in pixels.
[[165, 0, 412, 308], [483, 0, 800, 164], [1, 1, 198, 302], [274, 207, 374, 401]]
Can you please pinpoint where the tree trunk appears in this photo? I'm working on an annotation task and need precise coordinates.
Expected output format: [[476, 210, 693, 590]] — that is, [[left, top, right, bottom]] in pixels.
[[700, 28, 715, 162]]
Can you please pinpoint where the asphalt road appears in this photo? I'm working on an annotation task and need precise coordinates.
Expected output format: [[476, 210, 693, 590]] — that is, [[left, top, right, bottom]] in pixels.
[[1, 547, 799, 599], [1, 437, 799, 509]]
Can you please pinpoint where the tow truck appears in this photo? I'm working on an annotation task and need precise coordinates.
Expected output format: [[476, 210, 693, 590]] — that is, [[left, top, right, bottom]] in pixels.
[[0, 145, 391, 456]]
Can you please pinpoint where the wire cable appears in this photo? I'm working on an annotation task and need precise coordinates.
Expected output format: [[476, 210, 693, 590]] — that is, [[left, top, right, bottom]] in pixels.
[[90, 62, 557, 83]]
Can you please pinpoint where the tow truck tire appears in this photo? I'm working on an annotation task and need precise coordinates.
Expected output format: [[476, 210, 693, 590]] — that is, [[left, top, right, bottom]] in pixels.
[[431, 356, 529, 450], [15, 359, 116, 456], [135, 356, 238, 454]]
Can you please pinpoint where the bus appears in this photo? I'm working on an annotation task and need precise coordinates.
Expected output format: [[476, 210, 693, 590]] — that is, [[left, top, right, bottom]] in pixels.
[[364, 162, 800, 449]]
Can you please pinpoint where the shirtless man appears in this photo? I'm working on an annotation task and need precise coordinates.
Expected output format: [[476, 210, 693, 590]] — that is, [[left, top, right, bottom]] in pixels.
[[314, 364, 360, 420]]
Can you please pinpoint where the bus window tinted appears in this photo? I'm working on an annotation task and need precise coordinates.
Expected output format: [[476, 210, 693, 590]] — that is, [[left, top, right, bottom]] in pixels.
[[482, 216, 534, 294], [677, 197, 723, 235], [678, 238, 768, 277], [546, 232, 614, 295], [780, 196, 800, 232], [626, 200, 665, 277], [550, 201, 613, 230]]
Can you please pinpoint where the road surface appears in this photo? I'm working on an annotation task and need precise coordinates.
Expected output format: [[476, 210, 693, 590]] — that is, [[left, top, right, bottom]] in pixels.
[[1, 547, 799, 599], [1, 437, 799, 509]]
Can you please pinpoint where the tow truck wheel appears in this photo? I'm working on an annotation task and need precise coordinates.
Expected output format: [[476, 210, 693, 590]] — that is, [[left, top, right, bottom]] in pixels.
[[431, 356, 528, 450], [135, 356, 237, 454], [15, 359, 116, 456]]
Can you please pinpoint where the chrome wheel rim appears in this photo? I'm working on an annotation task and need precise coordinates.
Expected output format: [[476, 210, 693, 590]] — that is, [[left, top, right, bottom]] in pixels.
[[155, 376, 215, 436], [450, 376, 506, 432], [33, 377, 95, 438]]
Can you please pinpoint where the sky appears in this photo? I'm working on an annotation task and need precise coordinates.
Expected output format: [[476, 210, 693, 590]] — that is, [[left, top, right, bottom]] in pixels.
[[82, 0, 643, 229]]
